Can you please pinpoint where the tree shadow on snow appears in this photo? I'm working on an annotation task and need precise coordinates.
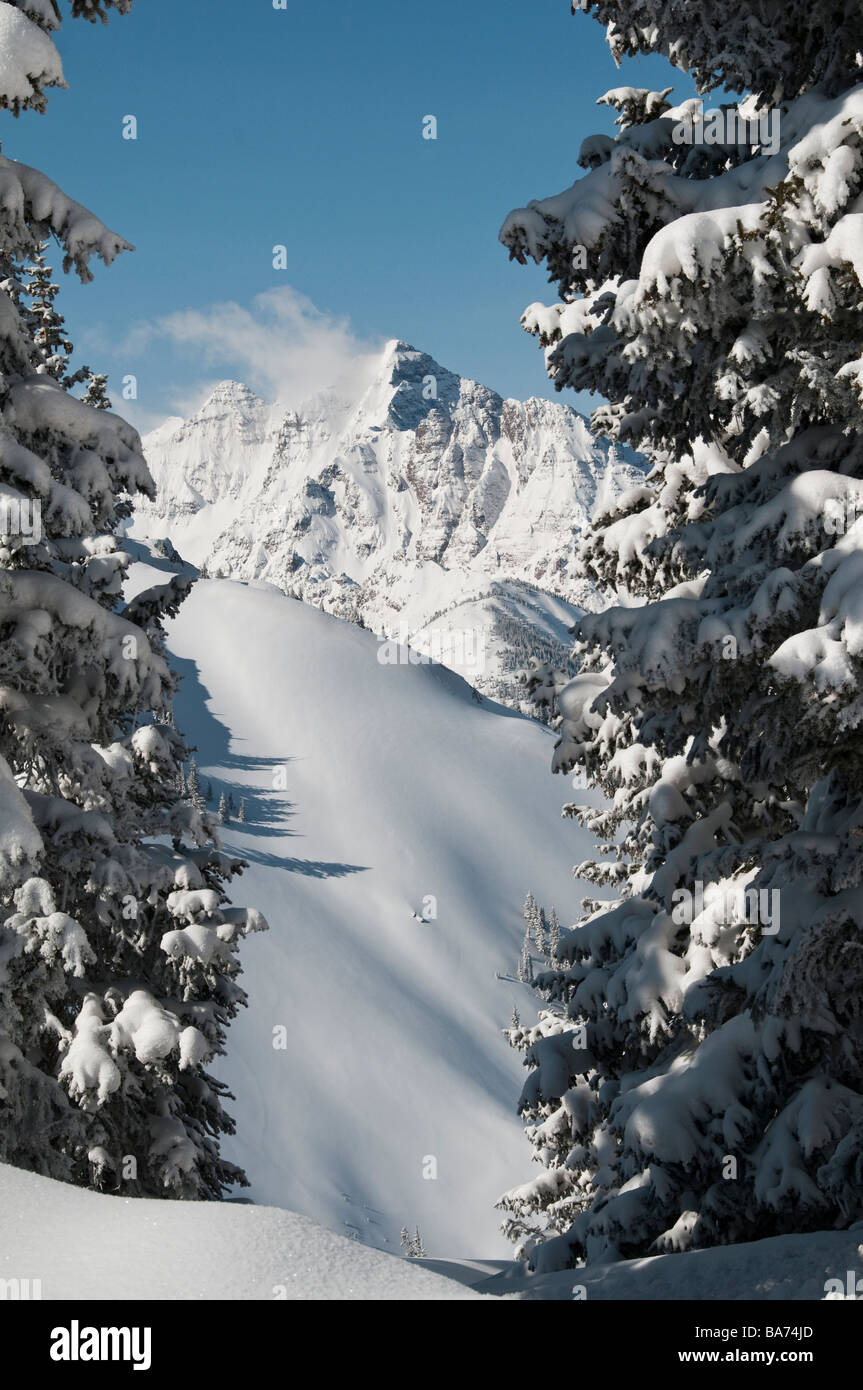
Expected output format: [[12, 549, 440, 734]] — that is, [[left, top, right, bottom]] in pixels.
[[170, 652, 369, 881]]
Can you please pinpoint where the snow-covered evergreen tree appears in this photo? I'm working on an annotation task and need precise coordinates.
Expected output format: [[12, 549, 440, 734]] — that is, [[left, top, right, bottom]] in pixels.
[[81, 370, 111, 410], [533, 905, 546, 956], [0, 0, 267, 1199], [24, 245, 74, 381], [521, 890, 539, 953], [516, 933, 533, 986], [23, 242, 106, 405], [497, 0, 863, 1268], [547, 906, 561, 962], [237, 798, 246, 824], [518, 889, 548, 959], [399, 1224, 425, 1257], [186, 758, 205, 814], [217, 792, 229, 825]]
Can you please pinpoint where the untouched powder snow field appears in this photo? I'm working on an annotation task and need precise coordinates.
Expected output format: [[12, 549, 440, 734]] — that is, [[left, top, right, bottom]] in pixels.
[[4, 1158, 857, 1301], [0, 1163, 484, 1300], [163, 577, 599, 1259]]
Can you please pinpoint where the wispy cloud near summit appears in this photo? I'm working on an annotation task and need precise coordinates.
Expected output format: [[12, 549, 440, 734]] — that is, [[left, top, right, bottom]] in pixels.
[[124, 286, 385, 423]]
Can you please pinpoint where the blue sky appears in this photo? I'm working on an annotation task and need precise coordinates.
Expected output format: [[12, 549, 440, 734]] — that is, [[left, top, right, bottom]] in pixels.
[[6, 0, 688, 430]]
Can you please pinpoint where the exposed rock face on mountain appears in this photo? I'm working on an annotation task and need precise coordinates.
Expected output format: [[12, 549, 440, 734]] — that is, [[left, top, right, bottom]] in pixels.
[[132, 342, 643, 704]]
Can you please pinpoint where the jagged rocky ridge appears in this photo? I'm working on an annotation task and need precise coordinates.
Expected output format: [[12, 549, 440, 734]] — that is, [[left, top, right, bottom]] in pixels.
[[132, 341, 644, 704]]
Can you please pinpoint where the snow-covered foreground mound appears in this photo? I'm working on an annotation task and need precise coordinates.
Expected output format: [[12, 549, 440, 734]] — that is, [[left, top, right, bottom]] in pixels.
[[471, 1228, 863, 1300], [164, 578, 597, 1258], [0, 1163, 483, 1301], [4, 1158, 856, 1302]]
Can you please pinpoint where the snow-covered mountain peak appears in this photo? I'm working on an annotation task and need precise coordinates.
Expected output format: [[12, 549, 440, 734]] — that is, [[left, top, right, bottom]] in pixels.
[[393, 342, 506, 433], [339, 340, 460, 435], [133, 343, 645, 704], [138, 380, 278, 523], [188, 378, 272, 430], [201, 377, 264, 405]]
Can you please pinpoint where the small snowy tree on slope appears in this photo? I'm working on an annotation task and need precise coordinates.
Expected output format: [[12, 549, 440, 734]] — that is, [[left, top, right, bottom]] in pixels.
[[81, 371, 111, 410], [24, 245, 74, 381], [23, 242, 109, 406], [186, 757, 205, 813], [0, 0, 267, 1198], [497, 0, 863, 1268]]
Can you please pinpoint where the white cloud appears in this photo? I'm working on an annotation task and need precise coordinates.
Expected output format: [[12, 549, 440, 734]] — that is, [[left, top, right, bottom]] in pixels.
[[124, 286, 385, 418]]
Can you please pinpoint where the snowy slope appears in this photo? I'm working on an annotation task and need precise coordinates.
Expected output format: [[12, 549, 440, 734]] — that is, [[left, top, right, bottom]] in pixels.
[[163, 577, 600, 1258], [0, 1163, 484, 1301], [4, 1156, 857, 1301], [132, 342, 643, 703]]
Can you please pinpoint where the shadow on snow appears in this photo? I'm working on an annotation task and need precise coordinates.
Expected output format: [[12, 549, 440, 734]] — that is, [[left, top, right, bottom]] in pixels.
[[169, 651, 368, 881]]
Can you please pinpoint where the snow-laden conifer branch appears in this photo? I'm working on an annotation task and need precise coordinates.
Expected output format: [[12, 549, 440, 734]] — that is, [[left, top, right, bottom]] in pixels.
[[498, 0, 863, 1269]]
